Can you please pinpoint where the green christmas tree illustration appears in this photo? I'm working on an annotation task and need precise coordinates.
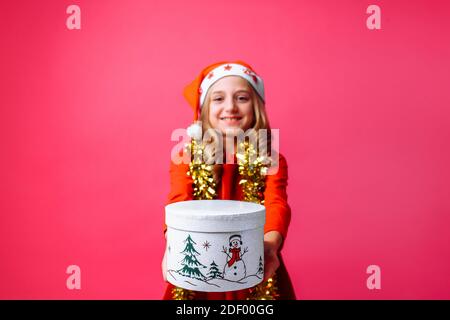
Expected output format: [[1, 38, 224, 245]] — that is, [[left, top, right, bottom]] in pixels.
[[207, 261, 223, 279], [178, 234, 206, 280], [257, 256, 263, 275]]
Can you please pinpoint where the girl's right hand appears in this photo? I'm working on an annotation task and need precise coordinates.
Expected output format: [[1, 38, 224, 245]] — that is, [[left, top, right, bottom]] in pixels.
[[162, 247, 167, 282]]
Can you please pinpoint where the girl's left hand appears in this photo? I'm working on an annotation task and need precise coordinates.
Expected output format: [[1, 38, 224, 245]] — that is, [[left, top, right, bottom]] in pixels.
[[263, 231, 283, 281]]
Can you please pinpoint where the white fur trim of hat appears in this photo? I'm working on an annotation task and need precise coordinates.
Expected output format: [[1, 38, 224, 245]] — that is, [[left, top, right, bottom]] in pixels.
[[199, 63, 265, 107]]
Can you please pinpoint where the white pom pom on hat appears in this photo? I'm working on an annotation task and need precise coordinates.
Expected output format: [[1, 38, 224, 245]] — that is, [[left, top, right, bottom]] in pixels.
[[186, 121, 202, 140]]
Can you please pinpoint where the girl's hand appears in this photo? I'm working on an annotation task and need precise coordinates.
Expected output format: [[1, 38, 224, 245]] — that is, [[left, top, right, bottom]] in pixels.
[[162, 248, 167, 282], [263, 231, 283, 281], [162, 233, 168, 282]]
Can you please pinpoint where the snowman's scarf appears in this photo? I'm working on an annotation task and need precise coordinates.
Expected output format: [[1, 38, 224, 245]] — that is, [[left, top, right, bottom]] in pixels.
[[227, 247, 242, 266]]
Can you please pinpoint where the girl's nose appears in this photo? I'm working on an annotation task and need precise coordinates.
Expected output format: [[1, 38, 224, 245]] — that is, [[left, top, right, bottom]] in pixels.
[[223, 97, 238, 112]]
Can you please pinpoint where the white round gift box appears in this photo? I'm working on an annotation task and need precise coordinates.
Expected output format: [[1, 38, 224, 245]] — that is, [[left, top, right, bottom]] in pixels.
[[165, 200, 266, 292]]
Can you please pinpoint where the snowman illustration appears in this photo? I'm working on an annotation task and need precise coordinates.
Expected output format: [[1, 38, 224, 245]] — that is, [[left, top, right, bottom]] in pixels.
[[222, 234, 248, 281]]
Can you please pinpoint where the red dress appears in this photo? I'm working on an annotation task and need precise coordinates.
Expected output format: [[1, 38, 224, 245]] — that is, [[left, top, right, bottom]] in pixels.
[[162, 154, 296, 299]]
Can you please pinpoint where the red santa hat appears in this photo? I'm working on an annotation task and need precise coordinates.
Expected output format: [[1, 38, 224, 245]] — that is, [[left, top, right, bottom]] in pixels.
[[183, 60, 265, 123]]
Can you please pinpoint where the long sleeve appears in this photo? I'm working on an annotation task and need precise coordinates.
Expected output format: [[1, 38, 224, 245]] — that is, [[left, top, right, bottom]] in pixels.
[[163, 157, 193, 234], [263, 153, 292, 240], [167, 160, 193, 204]]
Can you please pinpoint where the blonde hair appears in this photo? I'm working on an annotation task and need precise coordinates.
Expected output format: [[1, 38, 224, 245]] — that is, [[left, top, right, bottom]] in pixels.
[[199, 80, 272, 182]]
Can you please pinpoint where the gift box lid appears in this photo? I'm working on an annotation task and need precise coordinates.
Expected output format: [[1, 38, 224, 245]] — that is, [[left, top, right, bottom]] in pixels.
[[165, 200, 265, 232]]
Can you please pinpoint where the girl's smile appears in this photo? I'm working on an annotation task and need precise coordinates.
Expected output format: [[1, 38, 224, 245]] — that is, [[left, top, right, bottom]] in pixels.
[[220, 116, 243, 124]]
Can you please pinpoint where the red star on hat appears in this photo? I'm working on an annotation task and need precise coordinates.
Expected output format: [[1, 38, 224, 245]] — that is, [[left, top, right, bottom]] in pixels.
[[243, 68, 258, 83], [224, 64, 232, 71]]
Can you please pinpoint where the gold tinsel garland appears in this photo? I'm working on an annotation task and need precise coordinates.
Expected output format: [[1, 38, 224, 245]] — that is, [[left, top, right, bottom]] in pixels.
[[247, 276, 280, 300], [171, 138, 279, 300], [237, 141, 268, 205], [186, 138, 216, 200], [171, 286, 195, 300]]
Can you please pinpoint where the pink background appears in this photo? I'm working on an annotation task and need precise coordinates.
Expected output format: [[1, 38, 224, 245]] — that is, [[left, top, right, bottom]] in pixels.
[[1, 0, 449, 299]]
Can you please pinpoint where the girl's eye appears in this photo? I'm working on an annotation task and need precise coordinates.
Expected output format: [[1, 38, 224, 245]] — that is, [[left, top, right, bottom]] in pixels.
[[213, 97, 223, 102], [237, 96, 249, 101]]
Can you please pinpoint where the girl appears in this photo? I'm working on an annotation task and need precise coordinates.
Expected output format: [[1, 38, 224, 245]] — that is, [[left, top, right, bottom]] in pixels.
[[162, 61, 296, 300]]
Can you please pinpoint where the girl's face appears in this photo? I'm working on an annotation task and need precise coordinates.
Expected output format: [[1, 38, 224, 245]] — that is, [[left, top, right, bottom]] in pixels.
[[207, 76, 255, 135]]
